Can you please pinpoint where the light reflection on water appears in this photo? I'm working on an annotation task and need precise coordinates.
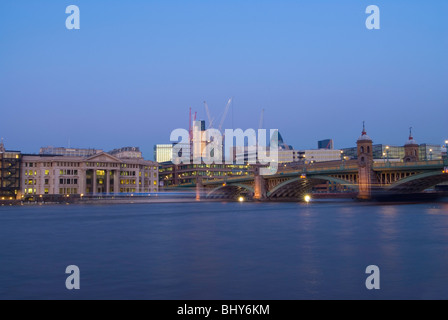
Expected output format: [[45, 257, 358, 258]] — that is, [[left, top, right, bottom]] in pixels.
[[0, 200, 448, 300]]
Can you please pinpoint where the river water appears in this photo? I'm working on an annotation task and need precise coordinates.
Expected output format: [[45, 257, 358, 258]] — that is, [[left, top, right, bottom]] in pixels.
[[1, 200, 448, 300]]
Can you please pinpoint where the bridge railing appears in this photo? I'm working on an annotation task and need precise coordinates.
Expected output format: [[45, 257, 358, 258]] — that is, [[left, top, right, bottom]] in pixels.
[[278, 163, 359, 174], [373, 160, 444, 170]]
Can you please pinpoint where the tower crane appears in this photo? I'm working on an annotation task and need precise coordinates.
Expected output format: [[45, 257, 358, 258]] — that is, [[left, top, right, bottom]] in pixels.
[[218, 98, 233, 132], [203, 101, 214, 128]]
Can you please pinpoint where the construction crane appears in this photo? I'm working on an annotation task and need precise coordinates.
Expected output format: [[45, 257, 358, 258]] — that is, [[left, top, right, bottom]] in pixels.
[[189, 107, 192, 140], [203, 101, 214, 128], [258, 109, 265, 130], [218, 98, 233, 132]]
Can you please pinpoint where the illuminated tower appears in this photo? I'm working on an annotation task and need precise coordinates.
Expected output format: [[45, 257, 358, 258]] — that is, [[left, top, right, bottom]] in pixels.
[[403, 127, 419, 162]]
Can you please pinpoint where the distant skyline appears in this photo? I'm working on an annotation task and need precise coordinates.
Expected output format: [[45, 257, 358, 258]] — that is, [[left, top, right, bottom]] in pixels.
[[1, 1, 447, 159]]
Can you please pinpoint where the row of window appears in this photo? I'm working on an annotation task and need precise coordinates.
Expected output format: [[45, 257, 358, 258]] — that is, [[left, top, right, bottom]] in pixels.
[[25, 162, 81, 168], [120, 180, 137, 185], [119, 171, 158, 178], [60, 179, 78, 185], [24, 187, 158, 195], [119, 188, 157, 193], [26, 169, 76, 176], [25, 162, 158, 170], [59, 188, 78, 195], [60, 170, 78, 175], [24, 169, 158, 177]]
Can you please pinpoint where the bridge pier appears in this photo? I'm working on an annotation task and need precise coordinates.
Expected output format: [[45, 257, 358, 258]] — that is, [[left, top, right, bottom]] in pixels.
[[254, 167, 267, 201], [196, 177, 203, 201]]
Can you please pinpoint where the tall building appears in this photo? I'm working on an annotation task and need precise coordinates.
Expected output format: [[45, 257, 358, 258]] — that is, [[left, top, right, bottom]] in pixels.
[[154, 144, 174, 163], [193, 120, 207, 161], [318, 139, 334, 150], [0, 139, 21, 198]]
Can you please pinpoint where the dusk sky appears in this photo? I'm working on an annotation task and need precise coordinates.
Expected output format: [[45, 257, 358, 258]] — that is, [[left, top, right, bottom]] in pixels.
[[1, 1, 447, 159]]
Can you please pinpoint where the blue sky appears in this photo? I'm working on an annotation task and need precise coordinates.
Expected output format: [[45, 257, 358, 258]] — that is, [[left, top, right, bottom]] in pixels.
[[1, 0, 447, 159]]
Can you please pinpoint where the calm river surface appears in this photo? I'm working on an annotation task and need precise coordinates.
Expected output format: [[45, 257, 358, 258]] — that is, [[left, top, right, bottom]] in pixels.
[[1, 200, 448, 300]]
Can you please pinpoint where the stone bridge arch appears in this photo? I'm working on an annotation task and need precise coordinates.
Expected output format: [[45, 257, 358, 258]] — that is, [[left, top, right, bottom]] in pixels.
[[387, 171, 448, 193], [206, 183, 255, 199], [266, 175, 358, 199]]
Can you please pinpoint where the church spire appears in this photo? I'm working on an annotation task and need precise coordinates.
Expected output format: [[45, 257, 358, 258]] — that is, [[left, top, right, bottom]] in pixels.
[[409, 127, 413, 141], [362, 121, 367, 136]]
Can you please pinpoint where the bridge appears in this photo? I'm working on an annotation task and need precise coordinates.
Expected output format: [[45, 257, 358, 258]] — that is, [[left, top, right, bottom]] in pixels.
[[167, 128, 448, 201], [196, 159, 448, 201]]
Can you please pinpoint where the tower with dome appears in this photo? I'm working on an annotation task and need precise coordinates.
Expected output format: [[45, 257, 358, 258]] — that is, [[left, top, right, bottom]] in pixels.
[[403, 128, 419, 162]]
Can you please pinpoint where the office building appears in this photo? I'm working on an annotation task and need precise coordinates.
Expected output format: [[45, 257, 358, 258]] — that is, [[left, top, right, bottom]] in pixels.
[[0, 140, 21, 198], [318, 139, 334, 150], [154, 144, 174, 163], [21, 152, 159, 196]]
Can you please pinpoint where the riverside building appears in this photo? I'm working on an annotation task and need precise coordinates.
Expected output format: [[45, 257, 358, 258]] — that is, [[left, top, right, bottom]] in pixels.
[[20, 146, 158, 197]]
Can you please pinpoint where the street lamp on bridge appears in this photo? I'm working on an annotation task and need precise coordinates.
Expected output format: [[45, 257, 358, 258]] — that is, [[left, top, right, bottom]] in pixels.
[[443, 141, 448, 159]]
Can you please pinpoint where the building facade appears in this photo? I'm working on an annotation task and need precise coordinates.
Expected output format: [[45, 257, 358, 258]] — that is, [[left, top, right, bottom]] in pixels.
[[342, 144, 442, 162], [154, 144, 174, 163], [159, 163, 254, 187], [21, 151, 159, 197], [109, 147, 143, 159], [318, 139, 334, 150], [0, 140, 21, 198], [40, 146, 102, 157]]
